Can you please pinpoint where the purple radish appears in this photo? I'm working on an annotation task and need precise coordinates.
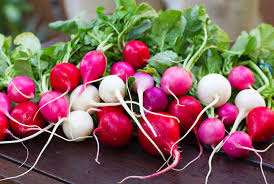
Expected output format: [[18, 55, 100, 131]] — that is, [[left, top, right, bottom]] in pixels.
[[7, 76, 35, 103], [143, 87, 168, 112], [216, 103, 238, 126]]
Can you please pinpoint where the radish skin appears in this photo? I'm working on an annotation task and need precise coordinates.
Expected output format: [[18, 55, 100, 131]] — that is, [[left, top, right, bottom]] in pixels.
[[228, 66, 255, 90]]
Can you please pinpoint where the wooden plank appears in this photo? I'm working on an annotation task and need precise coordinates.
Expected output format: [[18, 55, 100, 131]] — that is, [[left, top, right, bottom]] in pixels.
[[0, 129, 272, 184]]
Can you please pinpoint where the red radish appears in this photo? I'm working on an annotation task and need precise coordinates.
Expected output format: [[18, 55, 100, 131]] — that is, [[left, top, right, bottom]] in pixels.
[[161, 66, 192, 97], [79, 50, 107, 94], [167, 96, 203, 170], [198, 118, 225, 146], [110, 62, 135, 83], [0, 114, 10, 141], [216, 103, 238, 126], [9, 102, 45, 137], [7, 76, 35, 103], [123, 40, 150, 69], [38, 91, 68, 123], [143, 87, 168, 112], [93, 112, 133, 163], [228, 66, 255, 90], [132, 72, 157, 137], [50, 63, 80, 93], [96, 106, 124, 121], [246, 107, 274, 142], [120, 113, 180, 182]]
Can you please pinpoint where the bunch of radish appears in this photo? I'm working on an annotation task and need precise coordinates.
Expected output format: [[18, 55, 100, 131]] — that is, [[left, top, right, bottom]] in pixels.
[[0, 37, 273, 184]]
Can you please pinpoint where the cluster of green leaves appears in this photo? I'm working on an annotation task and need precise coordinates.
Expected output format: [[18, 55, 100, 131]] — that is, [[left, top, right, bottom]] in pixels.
[[0, 0, 273, 108]]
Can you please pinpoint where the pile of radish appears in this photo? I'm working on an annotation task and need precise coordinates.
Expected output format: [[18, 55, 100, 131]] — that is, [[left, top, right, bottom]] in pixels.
[[0, 0, 273, 183]]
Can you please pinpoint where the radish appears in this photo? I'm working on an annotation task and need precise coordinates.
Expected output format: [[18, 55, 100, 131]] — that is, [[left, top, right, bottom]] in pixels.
[[132, 72, 157, 137], [198, 118, 225, 146], [206, 89, 265, 184], [70, 85, 101, 113], [0, 113, 10, 141], [120, 113, 180, 182], [110, 62, 135, 83], [96, 106, 124, 121], [161, 66, 193, 97], [216, 103, 238, 126], [7, 76, 35, 103], [93, 112, 133, 163], [143, 87, 168, 112], [0, 92, 38, 129], [98, 75, 166, 161], [246, 107, 274, 142], [123, 40, 150, 69], [79, 50, 107, 94], [62, 110, 94, 142], [9, 102, 45, 137], [222, 131, 269, 184], [167, 96, 203, 170], [228, 65, 255, 90], [50, 63, 80, 93]]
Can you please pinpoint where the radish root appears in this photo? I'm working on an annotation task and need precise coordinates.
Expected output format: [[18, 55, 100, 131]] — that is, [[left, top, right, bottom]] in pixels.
[[93, 128, 101, 164], [167, 87, 185, 107], [11, 80, 34, 99]]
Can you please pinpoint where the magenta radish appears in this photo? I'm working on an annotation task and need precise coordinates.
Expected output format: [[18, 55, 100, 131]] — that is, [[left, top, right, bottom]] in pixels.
[[96, 106, 124, 121], [0, 114, 10, 141], [98, 75, 166, 161], [198, 118, 225, 146], [9, 102, 45, 137], [222, 131, 269, 184], [132, 72, 157, 137], [110, 62, 135, 83], [167, 96, 203, 170], [7, 76, 35, 103], [93, 112, 133, 163], [161, 66, 193, 97], [79, 50, 107, 94], [120, 113, 180, 182], [123, 40, 150, 69], [228, 65, 255, 90], [216, 103, 238, 126], [143, 87, 168, 112], [50, 63, 81, 93], [246, 107, 274, 142]]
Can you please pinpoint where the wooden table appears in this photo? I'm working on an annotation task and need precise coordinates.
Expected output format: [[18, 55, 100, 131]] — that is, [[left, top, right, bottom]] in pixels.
[[0, 37, 273, 184]]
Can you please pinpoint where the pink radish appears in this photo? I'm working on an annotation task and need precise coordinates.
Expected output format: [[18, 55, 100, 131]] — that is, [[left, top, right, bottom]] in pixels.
[[7, 76, 35, 103], [222, 131, 269, 184], [198, 118, 225, 146], [96, 106, 124, 121], [228, 66, 255, 90], [79, 50, 107, 94], [93, 112, 133, 163], [143, 87, 168, 112], [246, 107, 274, 142], [161, 66, 193, 97], [120, 113, 180, 182], [167, 96, 203, 170], [132, 72, 157, 137], [9, 102, 45, 137], [216, 103, 238, 126], [50, 63, 80, 93], [123, 40, 150, 69], [110, 62, 135, 83]]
